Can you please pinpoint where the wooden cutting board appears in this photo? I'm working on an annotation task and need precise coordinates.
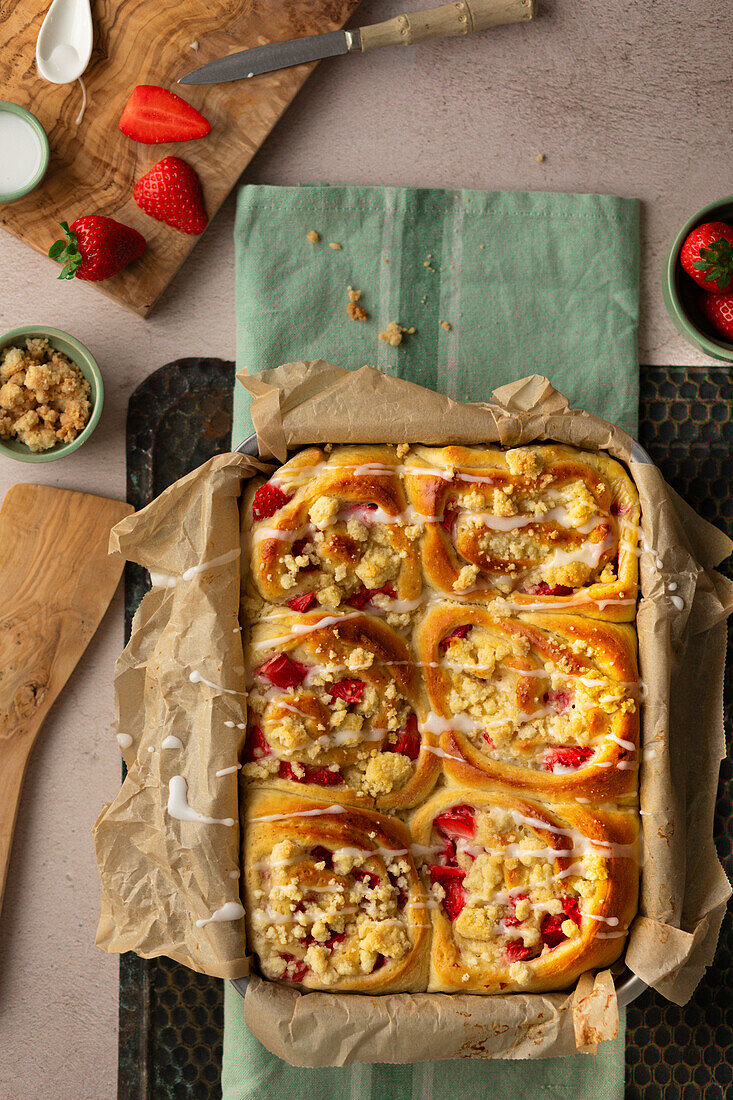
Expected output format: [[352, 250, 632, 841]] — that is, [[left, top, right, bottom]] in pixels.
[[0, 0, 360, 316], [0, 484, 132, 919]]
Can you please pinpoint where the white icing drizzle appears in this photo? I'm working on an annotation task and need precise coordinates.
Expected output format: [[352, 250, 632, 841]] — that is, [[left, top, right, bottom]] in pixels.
[[167, 776, 235, 826], [250, 613, 362, 651], [607, 733, 636, 752], [216, 764, 242, 777], [670, 595, 685, 611], [195, 900, 245, 928], [162, 735, 184, 749], [116, 733, 132, 749], [582, 912, 620, 926], [189, 670, 244, 694], [251, 804, 348, 823], [150, 548, 241, 588]]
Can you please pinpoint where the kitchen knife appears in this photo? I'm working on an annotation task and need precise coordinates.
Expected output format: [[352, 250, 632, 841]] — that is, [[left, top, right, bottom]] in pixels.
[[178, 0, 534, 85]]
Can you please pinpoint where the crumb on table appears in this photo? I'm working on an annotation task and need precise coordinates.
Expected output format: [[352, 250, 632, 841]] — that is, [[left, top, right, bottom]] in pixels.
[[536, 153, 546, 163], [0, 337, 91, 452], [378, 322, 416, 347], [440, 321, 452, 332], [347, 287, 368, 322], [329, 242, 342, 250], [306, 230, 320, 243]]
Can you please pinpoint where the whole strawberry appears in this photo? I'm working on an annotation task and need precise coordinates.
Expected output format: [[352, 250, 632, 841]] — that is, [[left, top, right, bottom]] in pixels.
[[133, 156, 207, 235], [680, 221, 733, 292], [700, 290, 733, 342], [49, 217, 146, 281]]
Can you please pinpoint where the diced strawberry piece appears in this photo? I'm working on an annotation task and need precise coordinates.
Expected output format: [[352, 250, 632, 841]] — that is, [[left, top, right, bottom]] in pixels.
[[353, 868, 380, 889], [440, 624, 471, 652], [540, 913, 567, 948], [543, 746, 594, 772], [387, 869, 408, 907], [483, 732, 496, 749], [119, 85, 211, 144], [428, 864, 467, 921], [290, 538, 318, 573], [311, 845, 333, 869], [252, 482, 292, 520], [258, 652, 308, 688], [287, 592, 316, 613], [387, 713, 420, 759], [434, 804, 476, 840], [281, 954, 309, 983], [278, 762, 343, 786], [561, 896, 582, 927], [545, 689, 572, 713], [326, 931, 347, 950], [441, 501, 459, 533], [243, 727, 271, 763], [504, 915, 523, 927], [327, 679, 366, 705], [372, 953, 386, 972], [505, 941, 534, 961], [346, 584, 396, 608], [439, 837, 458, 866], [526, 582, 574, 597]]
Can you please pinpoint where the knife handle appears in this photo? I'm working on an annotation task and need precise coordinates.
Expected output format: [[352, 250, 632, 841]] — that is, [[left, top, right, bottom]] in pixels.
[[358, 0, 534, 52]]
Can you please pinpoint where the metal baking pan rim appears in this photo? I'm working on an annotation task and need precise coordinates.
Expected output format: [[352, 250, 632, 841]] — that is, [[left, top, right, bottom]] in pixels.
[[233, 431, 652, 1009]]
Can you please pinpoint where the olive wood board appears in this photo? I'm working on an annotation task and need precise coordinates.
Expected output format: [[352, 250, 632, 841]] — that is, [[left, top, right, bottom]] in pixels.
[[0, 483, 132, 921], [0, 0, 361, 316]]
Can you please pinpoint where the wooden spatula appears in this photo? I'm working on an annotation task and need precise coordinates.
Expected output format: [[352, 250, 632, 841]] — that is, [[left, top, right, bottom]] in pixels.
[[0, 484, 132, 920]]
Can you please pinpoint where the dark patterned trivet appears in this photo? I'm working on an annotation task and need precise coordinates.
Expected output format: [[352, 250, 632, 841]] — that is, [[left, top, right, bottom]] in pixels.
[[120, 359, 733, 1100]]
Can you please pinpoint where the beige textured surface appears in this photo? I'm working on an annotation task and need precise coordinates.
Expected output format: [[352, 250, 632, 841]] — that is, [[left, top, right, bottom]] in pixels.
[[0, 0, 730, 1095]]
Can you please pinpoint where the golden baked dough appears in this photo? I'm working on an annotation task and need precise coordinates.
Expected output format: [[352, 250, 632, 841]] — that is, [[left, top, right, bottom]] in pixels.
[[239, 442, 643, 994], [410, 789, 639, 994], [243, 787, 430, 992], [414, 603, 639, 803], [243, 607, 439, 811], [404, 444, 639, 622]]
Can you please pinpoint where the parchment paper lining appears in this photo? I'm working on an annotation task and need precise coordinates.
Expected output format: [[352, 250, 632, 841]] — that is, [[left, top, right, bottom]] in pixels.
[[93, 365, 733, 1063]]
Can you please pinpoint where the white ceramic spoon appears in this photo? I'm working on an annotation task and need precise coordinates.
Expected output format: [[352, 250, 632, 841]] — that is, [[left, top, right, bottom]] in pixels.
[[36, 0, 93, 84]]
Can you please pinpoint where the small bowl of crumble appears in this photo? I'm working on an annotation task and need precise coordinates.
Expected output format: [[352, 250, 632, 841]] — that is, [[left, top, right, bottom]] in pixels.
[[0, 326, 103, 463]]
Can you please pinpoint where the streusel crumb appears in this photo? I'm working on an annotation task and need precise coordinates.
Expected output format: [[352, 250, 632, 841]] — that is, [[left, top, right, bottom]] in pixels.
[[379, 322, 416, 347], [347, 287, 368, 321], [0, 338, 91, 452]]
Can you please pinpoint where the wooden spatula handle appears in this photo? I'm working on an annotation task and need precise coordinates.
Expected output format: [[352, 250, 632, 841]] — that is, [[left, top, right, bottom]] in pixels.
[[359, 0, 534, 52], [0, 736, 33, 916]]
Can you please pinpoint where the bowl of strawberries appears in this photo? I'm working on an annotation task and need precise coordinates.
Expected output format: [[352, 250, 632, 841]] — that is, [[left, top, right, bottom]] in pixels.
[[664, 197, 733, 360]]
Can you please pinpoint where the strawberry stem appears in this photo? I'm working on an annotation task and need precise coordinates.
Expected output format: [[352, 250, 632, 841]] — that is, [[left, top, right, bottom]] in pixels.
[[48, 222, 83, 280], [691, 239, 733, 290]]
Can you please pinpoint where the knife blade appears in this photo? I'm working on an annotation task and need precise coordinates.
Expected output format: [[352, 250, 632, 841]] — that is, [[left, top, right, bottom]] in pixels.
[[178, 29, 362, 85], [177, 0, 534, 86]]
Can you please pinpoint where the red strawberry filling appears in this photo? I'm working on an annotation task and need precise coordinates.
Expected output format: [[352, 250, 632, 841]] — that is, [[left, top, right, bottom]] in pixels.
[[526, 582, 574, 597], [290, 538, 318, 572], [278, 762, 343, 786], [434, 804, 476, 840], [483, 732, 496, 749], [310, 845, 333, 869], [440, 624, 471, 652], [544, 689, 573, 713], [346, 583, 397, 609], [257, 652, 308, 688], [540, 913, 567, 948], [243, 726, 271, 763], [287, 591, 316, 613], [387, 869, 408, 907], [327, 679, 366, 705], [543, 746, 594, 772], [561, 895, 582, 927], [505, 941, 535, 962], [252, 482, 292, 520], [281, 955, 309, 982], [386, 713, 420, 759], [428, 864, 466, 920], [504, 892, 528, 927], [325, 931, 347, 950], [352, 868, 381, 889]]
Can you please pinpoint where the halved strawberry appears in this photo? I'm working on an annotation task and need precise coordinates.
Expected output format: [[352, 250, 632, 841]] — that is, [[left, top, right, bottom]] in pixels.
[[327, 679, 366, 705], [434, 804, 476, 840], [526, 582, 573, 597], [440, 624, 471, 652], [119, 85, 211, 144], [243, 726, 270, 763], [505, 941, 534, 961], [543, 746, 594, 772], [428, 865, 466, 920], [540, 912, 567, 948], [257, 653, 308, 688], [133, 156, 207, 235], [287, 592, 316, 613], [252, 482, 292, 520]]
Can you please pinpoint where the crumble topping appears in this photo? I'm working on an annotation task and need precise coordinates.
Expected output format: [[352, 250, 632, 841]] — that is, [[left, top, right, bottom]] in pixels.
[[379, 322, 416, 347], [0, 337, 91, 452]]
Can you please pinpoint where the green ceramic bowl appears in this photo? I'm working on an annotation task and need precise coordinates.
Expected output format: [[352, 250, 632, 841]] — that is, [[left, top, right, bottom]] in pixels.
[[0, 326, 104, 463], [0, 102, 50, 203], [663, 196, 733, 362]]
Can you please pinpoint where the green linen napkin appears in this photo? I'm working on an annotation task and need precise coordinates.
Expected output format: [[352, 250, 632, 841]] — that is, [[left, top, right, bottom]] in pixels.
[[226, 183, 639, 1099]]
